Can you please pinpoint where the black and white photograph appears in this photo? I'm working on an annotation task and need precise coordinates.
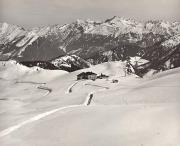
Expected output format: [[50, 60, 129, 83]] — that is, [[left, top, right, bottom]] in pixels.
[[0, 0, 180, 145]]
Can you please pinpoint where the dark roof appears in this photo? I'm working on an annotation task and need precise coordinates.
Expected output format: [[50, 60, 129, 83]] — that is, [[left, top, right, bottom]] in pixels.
[[77, 72, 97, 76]]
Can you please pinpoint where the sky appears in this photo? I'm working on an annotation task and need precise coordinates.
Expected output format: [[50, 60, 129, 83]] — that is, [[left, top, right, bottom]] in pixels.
[[0, 0, 180, 28]]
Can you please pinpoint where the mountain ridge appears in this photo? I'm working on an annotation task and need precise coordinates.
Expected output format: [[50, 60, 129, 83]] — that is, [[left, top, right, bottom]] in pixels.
[[1, 16, 180, 75]]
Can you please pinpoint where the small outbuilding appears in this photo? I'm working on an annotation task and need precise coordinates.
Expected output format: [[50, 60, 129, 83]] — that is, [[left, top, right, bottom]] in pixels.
[[112, 79, 118, 83], [97, 73, 109, 79]]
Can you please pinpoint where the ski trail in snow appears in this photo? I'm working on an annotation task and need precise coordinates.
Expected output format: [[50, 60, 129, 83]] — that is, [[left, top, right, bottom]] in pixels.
[[0, 82, 109, 137], [0, 91, 92, 138], [84, 83, 109, 89], [0, 105, 82, 138], [15, 81, 46, 85], [83, 84, 109, 106], [83, 83, 110, 106], [65, 81, 79, 94]]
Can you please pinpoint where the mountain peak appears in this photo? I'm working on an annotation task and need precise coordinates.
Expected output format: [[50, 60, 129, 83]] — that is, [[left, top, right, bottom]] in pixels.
[[105, 16, 136, 23], [1, 16, 180, 72], [0, 22, 25, 34]]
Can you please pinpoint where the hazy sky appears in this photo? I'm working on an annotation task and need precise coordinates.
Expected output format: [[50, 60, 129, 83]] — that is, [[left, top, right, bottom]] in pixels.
[[0, 0, 180, 28]]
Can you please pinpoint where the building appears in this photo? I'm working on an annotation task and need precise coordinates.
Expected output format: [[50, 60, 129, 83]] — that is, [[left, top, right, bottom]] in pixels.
[[77, 72, 97, 80], [77, 72, 86, 80], [112, 79, 118, 83], [97, 73, 109, 79]]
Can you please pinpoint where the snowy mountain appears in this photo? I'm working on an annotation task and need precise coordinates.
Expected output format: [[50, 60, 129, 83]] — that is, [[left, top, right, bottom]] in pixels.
[[51, 55, 91, 72], [0, 23, 26, 45], [134, 34, 180, 77], [0, 17, 180, 74]]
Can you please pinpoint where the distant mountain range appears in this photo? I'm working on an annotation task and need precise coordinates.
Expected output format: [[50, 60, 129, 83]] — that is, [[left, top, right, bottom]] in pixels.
[[0, 16, 180, 74]]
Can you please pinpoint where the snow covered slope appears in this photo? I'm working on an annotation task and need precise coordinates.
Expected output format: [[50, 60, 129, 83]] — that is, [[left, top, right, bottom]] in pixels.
[[0, 61, 179, 146], [0, 60, 67, 81]]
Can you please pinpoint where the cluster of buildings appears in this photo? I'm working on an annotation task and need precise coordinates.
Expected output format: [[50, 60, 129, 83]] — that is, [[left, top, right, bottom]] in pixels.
[[77, 72, 109, 81]]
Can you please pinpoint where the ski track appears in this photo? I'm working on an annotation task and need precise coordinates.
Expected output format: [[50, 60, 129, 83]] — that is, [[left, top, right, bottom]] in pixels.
[[0, 105, 83, 138], [0, 82, 108, 138], [0, 91, 92, 138], [15, 81, 46, 85], [84, 83, 109, 89]]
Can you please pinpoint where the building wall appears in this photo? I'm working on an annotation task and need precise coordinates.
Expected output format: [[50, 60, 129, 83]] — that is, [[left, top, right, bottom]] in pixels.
[[88, 75, 97, 80], [77, 76, 83, 80]]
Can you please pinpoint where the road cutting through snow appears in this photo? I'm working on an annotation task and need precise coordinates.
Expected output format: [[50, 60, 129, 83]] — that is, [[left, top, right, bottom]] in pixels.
[[15, 81, 51, 96], [84, 83, 109, 89], [15, 81, 46, 85], [0, 105, 82, 137], [0, 90, 94, 137], [65, 81, 79, 94], [0, 81, 109, 138], [84, 92, 95, 106], [37, 86, 52, 96]]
